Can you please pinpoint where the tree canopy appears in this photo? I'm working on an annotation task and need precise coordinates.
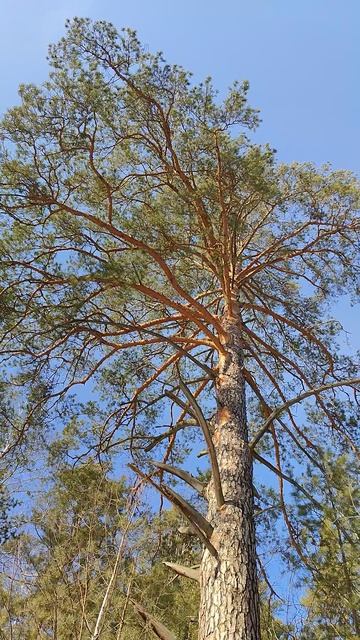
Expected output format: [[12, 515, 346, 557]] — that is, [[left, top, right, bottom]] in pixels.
[[0, 17, 359, 640]]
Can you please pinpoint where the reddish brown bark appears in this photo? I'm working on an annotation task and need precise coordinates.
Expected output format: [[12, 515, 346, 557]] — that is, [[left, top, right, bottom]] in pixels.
[[199, 308, 261, 639]]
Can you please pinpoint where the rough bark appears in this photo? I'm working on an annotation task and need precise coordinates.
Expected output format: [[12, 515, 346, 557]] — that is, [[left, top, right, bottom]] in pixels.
[[199, 307, 261, 640]]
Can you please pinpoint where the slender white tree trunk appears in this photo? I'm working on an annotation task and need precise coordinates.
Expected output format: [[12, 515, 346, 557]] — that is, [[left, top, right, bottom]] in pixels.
[[91, 504, 135, 640], [199, 308, 261, 640]]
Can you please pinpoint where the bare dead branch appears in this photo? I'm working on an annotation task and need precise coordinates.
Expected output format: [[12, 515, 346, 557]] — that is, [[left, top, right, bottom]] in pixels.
[[163, 562, 200, 583], [148, 460, 206, 496], [130, 598, 177, 640]]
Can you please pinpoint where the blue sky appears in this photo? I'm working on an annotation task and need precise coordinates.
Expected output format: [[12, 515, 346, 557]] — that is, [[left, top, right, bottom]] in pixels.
[[1, 1, 358, 614], [1, 0, 358, 339], [1, 0, 359, 171]]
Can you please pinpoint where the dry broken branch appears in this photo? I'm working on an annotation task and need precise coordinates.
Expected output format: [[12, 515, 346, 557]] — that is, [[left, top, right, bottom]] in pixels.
[[163, 562, 200, 583]]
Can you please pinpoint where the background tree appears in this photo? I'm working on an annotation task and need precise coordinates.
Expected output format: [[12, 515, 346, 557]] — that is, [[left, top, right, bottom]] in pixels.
[[0, 460, 202, 639], [0, 457, 297, 640], [0, 17, 359, 639], [292, 453, 360, 639], [0, 463, 133, 639]]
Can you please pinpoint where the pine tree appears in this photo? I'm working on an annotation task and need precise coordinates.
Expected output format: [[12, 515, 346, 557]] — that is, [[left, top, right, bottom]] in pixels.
[[294, 454, 360, 639], [0, 18, 359, 639], [0, 463, 134, 638], [0, 461, 202, 639], [0, 459, 297, 639]]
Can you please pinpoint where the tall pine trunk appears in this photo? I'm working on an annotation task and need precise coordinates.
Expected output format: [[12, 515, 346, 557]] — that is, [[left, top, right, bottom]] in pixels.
[[199, 307, 261, 640]]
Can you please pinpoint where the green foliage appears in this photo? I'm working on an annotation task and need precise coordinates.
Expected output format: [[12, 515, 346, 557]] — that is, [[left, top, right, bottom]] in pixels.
[[0, 460, 298, 640], [0, 461, 202, 639], [0, 17, 358, 465], [291, 454, 360, 639], [0, 16, 359, 639], [0, 472, 16, 544]]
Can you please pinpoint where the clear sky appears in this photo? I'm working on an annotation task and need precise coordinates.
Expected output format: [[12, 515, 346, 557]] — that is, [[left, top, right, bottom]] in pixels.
[[1, 0, 358, 338], [1, 0, 359, 171], [1, 1, 358, 611]]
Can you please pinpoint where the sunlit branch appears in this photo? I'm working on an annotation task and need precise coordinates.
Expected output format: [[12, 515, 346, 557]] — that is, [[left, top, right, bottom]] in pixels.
[[176, 370, 225, 508], [54, 200, 225, 338], [250, 377, 360, 450], [253, 451, 323, 512], [243, 367, 323, 471], [128, 464, 217, 558], [163, 562, 200, 583], [148, 460, 206, 496]]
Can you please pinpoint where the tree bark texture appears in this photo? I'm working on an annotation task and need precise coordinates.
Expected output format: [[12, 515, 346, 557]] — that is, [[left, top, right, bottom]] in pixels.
[[199, 309, 261, 640]]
